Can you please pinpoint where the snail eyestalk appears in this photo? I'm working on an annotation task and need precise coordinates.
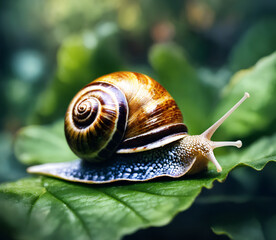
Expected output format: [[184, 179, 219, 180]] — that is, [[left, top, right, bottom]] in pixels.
[[201, 92, 250, 140], [198, 92, 250, 172]]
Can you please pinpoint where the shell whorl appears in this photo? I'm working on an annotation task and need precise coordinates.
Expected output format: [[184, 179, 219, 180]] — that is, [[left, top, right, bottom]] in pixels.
[[93, 72, 188, 152], [65, 71, 188, 162], [65, 82, 128, 162]]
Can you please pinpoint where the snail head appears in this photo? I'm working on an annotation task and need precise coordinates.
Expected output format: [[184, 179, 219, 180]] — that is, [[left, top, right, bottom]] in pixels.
[[182, 92, 250, 173]]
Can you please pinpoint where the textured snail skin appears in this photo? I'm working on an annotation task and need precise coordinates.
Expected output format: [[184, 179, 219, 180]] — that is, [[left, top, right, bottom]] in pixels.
[[64, 72, 187, 162], [27, 136, 208, 184]]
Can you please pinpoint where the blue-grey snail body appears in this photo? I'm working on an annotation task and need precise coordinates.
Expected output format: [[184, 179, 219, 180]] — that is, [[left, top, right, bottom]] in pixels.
[[27, 72, 249, 184]]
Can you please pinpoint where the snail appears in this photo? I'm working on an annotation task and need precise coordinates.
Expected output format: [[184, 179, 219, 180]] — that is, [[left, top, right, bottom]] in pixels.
[[27, 72, 250, 184]]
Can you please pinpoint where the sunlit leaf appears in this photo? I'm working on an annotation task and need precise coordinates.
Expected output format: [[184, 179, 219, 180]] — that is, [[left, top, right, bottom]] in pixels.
[[213, 52, 276, 139], [14, 120, 76, 165]]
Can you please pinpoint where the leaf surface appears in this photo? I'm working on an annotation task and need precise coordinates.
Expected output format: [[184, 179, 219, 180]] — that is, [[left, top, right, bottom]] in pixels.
[[14, 120, 76, 165], [213, 52, 276, 139], [4, 130, 276, 240], [211, 199, 276, 240]]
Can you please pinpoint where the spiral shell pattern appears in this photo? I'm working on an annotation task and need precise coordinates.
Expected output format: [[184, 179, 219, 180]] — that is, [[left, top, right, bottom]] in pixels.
[[65, 71, 187, 162], [93, 72, 188, 152], [65, 82, 128, 162]]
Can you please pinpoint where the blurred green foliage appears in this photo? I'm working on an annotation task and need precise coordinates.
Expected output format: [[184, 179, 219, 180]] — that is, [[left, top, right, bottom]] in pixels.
[[229, 18, 276, 71], [1, 0, 276, 129], [214, 52, 276, 139], [149, 43, 211, 134], [1, 0, 276, 239], [32, 25, 124, 123]]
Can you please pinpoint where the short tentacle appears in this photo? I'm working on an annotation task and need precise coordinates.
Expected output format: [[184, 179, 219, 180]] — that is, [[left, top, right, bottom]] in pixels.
[[211, 140, 242, 149]]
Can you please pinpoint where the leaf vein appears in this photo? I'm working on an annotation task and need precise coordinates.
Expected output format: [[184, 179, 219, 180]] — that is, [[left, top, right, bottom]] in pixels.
[[41, 179, 92, 240], [125, 188, 198, 198], [27, 186, 47, 219], [99, 189, 149, 223]]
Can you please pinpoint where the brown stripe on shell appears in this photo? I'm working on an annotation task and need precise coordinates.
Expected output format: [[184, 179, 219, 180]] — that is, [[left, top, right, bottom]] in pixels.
[[96, 83, 129, 160], [93, 72, 187, 151], [119, 123, 187, 150], [64, 82, 128, 162]]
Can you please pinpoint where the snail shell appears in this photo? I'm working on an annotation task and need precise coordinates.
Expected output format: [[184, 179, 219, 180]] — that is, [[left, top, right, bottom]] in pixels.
[[64, 72, 187, 161], [27, 72, 249, 184]]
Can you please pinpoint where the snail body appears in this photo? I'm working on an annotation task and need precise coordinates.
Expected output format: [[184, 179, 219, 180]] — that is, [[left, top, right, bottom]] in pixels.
[[28, 72, 249, 184]]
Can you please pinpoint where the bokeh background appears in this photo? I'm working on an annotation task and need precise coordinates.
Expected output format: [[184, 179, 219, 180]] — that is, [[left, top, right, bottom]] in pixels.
[[1, 0, 276, 239]]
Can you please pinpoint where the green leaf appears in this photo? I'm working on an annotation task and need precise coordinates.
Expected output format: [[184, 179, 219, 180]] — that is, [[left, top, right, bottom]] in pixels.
[[0, 132, 27, 182], [211, 199, 276, 240], [213, 52, 276, 139], [6, 120, 276, 240], [229, 18, 276, 72], [14, 120, 76, 165], [213, 215, 265, 240], [149, 43, 211, 134]]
